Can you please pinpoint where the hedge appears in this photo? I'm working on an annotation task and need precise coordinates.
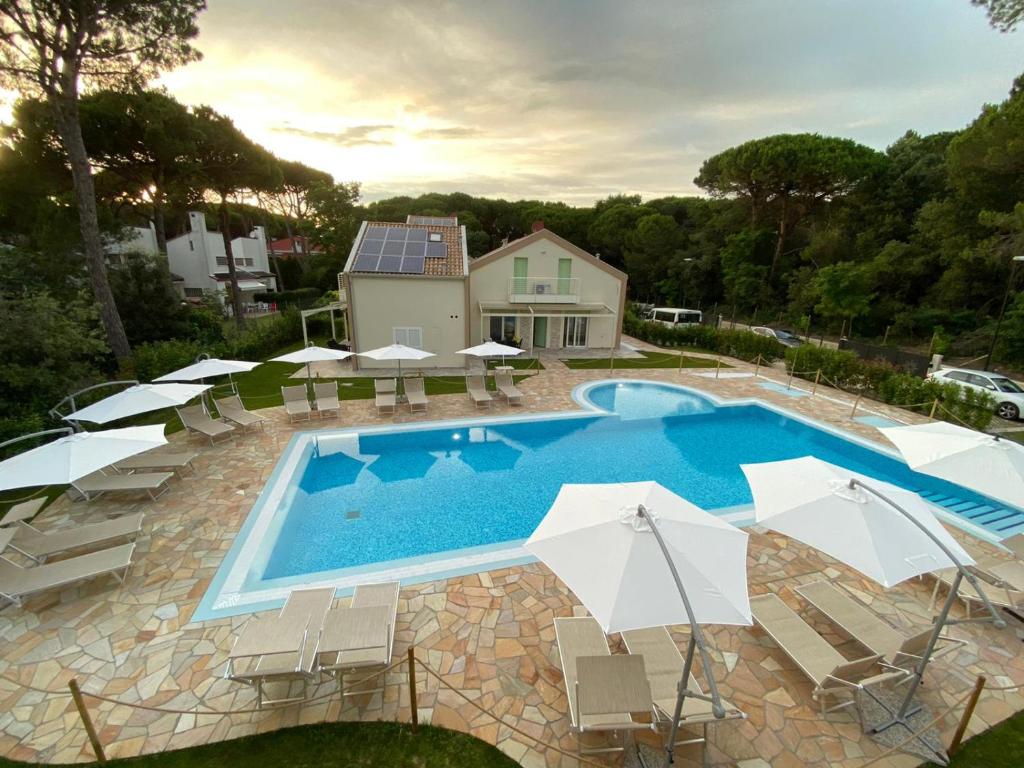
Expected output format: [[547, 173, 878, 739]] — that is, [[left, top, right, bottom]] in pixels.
[[784, 346, 995, 430], [253, 288, 321, 307], [623, 315, 787, 362]]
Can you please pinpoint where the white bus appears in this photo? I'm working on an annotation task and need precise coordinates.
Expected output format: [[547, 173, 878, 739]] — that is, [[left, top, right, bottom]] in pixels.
[[649, 307, 703, 327]]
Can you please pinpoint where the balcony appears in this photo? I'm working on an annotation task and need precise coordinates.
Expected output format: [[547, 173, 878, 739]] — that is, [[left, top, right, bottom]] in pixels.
[[508, 276, 580, 304]]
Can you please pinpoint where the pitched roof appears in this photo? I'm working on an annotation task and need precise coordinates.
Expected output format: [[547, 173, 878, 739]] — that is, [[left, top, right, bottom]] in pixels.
[[470, 228, 627, 282], [269, 236, 322, 255], [346, 220, 467, 278]]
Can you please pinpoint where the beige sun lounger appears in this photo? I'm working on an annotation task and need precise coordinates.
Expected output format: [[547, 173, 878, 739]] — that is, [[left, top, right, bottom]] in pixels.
[[2, 498, 46, 526], [177, 404, 235, 445], [215, 395, 266, 432], [0, 542, 135, 607], [71, 470, 173, 502], [621, 627, 745, 749], [750, 593, 903, 715], [319, 580, 400, 695], [115, 451, 198, 476], [313, 382, 341, 418], [466, 375, 493, 408], [225, 586, 335, 708], [795, 580, 963, 672], [1000, 533, 1024, 561], [929, 566, 1024, 615], [494, 371, 524, 406], [281, 385, 312, 422], [554, 617, 656, 755], [3, 511, 144, 564], [403, 376, 428, 413], [374, 379, 396, 415]]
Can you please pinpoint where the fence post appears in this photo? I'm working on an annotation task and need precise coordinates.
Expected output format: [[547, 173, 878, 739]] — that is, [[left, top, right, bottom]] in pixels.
[[812, 369, 821, 396], [850, 393, 863, 418], [715, 358, 722, 379], [407, 647, 419, 733], [949, 675, 986, 756], [677, 350, 684, 373], [609, 347, 615, 375], [786, 365, 795, 390], [753, 354, 761, 378], [930, 399, 940, 419], [69, 679, 106, 766]]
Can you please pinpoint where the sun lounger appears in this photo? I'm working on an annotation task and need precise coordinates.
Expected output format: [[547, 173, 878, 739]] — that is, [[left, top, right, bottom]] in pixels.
[[554, 617, 656, 755], [2, 511, 143, 564], [621, 627, 745, 750], [403, 376, 428, 413], [466, 375, 493, 408], [281, 385, 312, 423], [0, 542, 135, 607], [313, 382, 341, 418], [319, 580, 400, 696], [71, 470, 173, 502], [115, 451, 198, 476], [928, 566, 1024, 616], [1, 498, 46, 526], [374, 379, 396, 415], [795, 580, 963, 672], [494, 371, 523, 406], [215, 394, 266, 432], [225, 586, 335, 708], [750, 593, 903, 714], [1000, 533, 1024, 561], [177, 404, 235, 445]]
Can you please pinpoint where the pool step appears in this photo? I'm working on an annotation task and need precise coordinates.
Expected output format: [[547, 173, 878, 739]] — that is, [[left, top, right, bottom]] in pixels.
[[905, 486, 1024, 538]]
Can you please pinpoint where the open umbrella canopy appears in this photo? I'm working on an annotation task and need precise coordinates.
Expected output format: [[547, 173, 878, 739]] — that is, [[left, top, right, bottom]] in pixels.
[[0, 425, 168, 491], [880, 422, 1024, 510], [456, 342, 523, 358], [525, 481, 751, 633], [357, 344, 435, 362], [64, 383, 211, 425], [154, 358, 260, 382], [270, 346, 353, 365], [741, 456, 974, 588]]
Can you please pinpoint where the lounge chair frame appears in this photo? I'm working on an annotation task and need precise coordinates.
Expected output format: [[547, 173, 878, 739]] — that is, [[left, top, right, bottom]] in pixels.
[[374, 379, 397, 416], [281, 386, 313, 423], [466, 375, 493, 409], [215, 394, 266, 432], [403, 376, 428, 413], [71, 470, 173, 502], [3, 512, 144, 564], [0, 542, 135, 608], [494, 371, 523, 406], [313, 382, 341, 418], [177, 404, 235, 446]]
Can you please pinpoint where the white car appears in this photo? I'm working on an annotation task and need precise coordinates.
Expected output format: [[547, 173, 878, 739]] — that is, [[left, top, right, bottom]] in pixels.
[[750, 326, 804, 348], [928, 367, 1024, 421]]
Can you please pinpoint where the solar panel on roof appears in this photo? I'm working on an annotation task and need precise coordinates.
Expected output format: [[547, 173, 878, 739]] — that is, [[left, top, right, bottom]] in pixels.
[[382, 239, 405, 256], [408, 215, 457, 226], [385, 227, 408, 240], [365, 226, 387, 238], [378, 255, 403, 272], [359, 239, 384, 255], [426, 242, 447, 258], [354, 254, 380, 271], [400, 256, 425, 274], [403, 241, 426, 257], [406, 229, 427, 242]]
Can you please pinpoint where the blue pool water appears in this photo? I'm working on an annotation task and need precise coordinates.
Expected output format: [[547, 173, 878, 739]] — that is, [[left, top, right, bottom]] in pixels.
[[261, 381, 1023, 581]]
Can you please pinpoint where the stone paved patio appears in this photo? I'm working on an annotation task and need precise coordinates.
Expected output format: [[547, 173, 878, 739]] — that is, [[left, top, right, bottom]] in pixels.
[[1, 339, 1023, 767]]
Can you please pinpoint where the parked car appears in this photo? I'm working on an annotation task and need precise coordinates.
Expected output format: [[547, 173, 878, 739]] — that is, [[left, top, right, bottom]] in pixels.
[[650, 307, 703, 327], [928, 367, 1024, 420], [751, 326, 804, 348]]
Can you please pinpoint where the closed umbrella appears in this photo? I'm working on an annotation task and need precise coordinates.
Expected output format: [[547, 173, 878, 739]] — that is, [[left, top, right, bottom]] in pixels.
[[457, 341, 523, 369], [526, 481, 750, 763], [64, 383, 211, 425], [0, 425, 168, 492], [357, 344, 435, 397], [880, 421, 1024, 510], [271, 345, 353, 391]]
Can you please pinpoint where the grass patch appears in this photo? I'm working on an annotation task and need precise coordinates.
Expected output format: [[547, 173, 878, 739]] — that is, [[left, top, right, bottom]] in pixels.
[[933, 710, 1024, 767], [561, 350, 726, 370], [485, 357, 544, 370]]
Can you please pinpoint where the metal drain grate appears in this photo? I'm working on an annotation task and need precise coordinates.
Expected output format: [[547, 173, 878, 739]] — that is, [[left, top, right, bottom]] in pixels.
[[346, 510, 361, 520]]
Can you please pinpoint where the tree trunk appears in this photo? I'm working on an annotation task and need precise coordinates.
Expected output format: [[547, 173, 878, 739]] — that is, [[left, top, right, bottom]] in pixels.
[[153, 168, 168, 254], [769, 195, 790, 283], [265, 217, 285, 290], [219, 197, 245, 328], [49, 95, 132, 361]]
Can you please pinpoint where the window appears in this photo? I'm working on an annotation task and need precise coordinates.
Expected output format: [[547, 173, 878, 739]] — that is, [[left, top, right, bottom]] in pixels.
[[991, 376, 1024, 393], [216, 256, 227, 266], [966, 374, 997, 390], [428, 232, 442, 242], [184, 287, 204, 298], [488, 316, 517, 343], [653, 310, 676, 323], [944, 371, 968, 382], [393, 327, 423, 349]]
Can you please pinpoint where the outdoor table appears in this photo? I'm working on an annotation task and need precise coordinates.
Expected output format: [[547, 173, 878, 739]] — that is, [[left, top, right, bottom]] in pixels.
[[575, 654, 653, 717], [319, 604, 390, 656]]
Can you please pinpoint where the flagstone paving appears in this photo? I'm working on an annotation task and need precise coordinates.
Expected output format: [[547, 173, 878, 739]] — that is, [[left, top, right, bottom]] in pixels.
[[1, 340, 1023, 767]]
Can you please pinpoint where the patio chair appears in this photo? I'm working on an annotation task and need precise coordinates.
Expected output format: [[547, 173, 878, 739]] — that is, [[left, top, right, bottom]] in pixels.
[[319, 580, 400, 696], [114, 451, 199, 476], [281, 386, 312, 423], [177, 404, 235, 445], [928, 566, 1024, 616], [621, 627, 745, 751], [225, 586, 335, 709], [313, 382, 341, 418], [554, 617, 656, 755], [494, 371, 524, 406], [215, 394, 266, 432], [374, 379, 396, 416], [0, 542, 135, 607], [750, 593, 903, 715], [2, 510, 143, 564], [466, 375, 493, 408], [795, 580, 963, 673], [403, 376, 428, 413], [71, 470, 174, 502]]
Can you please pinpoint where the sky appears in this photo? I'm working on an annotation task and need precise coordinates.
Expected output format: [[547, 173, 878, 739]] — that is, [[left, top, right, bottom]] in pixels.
[[149, 0, 1024, 205]]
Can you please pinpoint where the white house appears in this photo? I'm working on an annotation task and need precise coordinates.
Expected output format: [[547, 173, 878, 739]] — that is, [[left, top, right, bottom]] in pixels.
[[339, 217, 626, 369], [166, 212, 277, 304]]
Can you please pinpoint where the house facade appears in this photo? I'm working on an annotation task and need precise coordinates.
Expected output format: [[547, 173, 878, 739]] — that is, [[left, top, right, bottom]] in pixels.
[[339, 217, 625, 369]]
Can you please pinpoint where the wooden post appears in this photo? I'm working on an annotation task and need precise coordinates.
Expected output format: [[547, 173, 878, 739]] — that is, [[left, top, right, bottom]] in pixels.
[[839, 319, 847, 339], [930, 398, 940, 419], [787, 367, 795, 390], [949, 676, 987, 756], [753, 354, 761, 378], [812, 369, 821, 396], [678, 350, 684, 373], [69, 679, 106, 765], [715, 358, 722, 379], [882, 324, 891, 345], [850, 393, 863, 418], [407, 647, 418, 733], [609, 347, 615, 375], [927, 330, 938, 357]]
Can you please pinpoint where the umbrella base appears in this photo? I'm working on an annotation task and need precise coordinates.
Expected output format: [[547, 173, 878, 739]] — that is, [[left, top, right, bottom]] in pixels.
[[857, 688, 948, 765]]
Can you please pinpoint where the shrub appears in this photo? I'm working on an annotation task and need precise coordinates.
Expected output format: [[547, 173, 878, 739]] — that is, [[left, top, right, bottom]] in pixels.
[[128, 338, 203, 382], [623, 315, 787, 361], [253, 288, 321, 307]]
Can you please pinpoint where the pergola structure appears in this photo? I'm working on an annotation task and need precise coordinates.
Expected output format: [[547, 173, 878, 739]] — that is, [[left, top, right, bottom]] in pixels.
[[300, 301, 347, 348], [477, 301, 617, 351]]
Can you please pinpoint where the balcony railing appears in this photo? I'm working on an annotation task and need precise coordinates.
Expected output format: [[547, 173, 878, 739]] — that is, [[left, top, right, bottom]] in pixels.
[[508, 276, 580, 304]]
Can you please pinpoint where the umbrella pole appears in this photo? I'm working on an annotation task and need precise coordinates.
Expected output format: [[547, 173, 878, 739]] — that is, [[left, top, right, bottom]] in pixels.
[[638, 506, 726, 767]]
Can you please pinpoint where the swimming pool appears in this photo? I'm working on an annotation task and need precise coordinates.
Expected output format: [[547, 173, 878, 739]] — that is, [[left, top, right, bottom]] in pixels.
[[193, 380, 1023, 621]]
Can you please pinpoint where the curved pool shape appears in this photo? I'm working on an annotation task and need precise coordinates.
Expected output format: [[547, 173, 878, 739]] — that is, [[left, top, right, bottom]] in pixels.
[[194, 380, 1023, 620]]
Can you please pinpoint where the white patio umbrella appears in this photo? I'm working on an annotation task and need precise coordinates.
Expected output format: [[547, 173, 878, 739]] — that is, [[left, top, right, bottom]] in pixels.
[[0, 425, 168, 492], [526, 481, 750, 762], [357, 344, 435, 395], [456, 341, 523, 369], [270, 345, 353, 390], [64, 383, 211, 425], [154, 357, 260, 383], [741, 456, 1003, 755], [880, 421, 1024, 510]]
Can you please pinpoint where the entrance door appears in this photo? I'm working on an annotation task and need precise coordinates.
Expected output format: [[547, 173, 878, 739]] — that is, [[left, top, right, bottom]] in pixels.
[[563, 316, 588, 347], [533, 317, 548, 348], [557, 258, 572, 295], [513, 257, 528, 294]]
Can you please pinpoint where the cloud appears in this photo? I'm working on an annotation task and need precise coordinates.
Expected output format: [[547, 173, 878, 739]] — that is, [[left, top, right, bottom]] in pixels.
[[273, 123, 394, 147], [414, 126, 482, 140]]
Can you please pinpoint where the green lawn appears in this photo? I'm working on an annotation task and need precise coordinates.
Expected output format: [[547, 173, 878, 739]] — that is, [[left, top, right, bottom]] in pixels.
[[561, 350, 726, 370], [485, 357, 544, 370], [0, 723, 517, 768], [934, 710, 1024, 767]]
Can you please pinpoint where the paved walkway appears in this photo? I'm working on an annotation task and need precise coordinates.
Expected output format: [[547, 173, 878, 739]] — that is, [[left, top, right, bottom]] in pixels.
[[1, 348, 1023, 767]]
